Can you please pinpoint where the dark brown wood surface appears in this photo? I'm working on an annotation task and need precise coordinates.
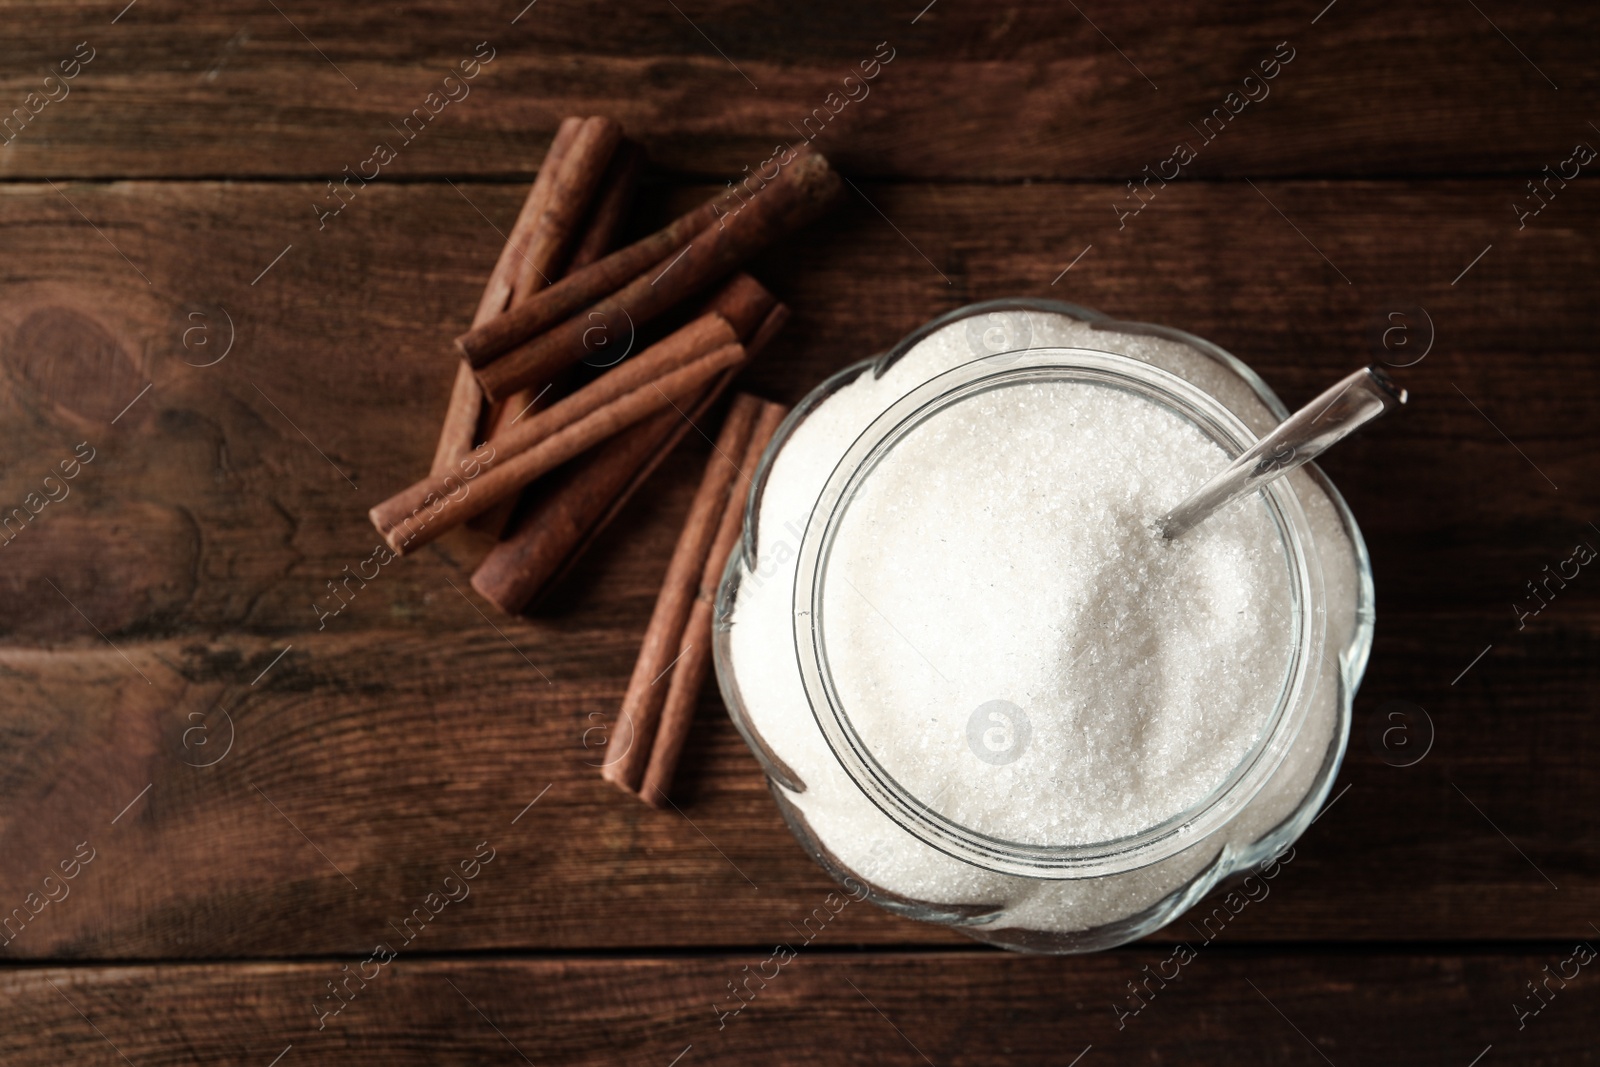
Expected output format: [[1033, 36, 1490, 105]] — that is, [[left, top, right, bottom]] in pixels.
[[0, 0, 1593, 179], [1, 0, 1597, 1062], [5, 952, 1598, 1065]]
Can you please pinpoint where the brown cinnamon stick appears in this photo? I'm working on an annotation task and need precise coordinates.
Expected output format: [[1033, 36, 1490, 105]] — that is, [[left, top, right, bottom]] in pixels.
[[457, 198, 723, 367], [375, 311, 738, 551], [600, 394, 765, 793], [568, 141, 644, 272], [475, 130, 642, 536], [509, 117, 622, 298], [385, 309, 735, 535], [499, 312, 735, 454], [470, 276, 782, 614], [640, 399, 788, 807], [477, 118, 584, 325], [488, 118, 626, 443], [432, 364, 488, 480], [486, 138, 641, 451], [472, 147, 839, 402], [470, 388, 715, 615], [430, 118, 584, 478], [702, 273, 778, 342], [371, 340, 747, 555]]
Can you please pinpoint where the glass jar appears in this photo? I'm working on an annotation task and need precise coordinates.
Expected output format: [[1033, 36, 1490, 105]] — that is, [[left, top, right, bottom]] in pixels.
[[713, 299, 1372, 953]]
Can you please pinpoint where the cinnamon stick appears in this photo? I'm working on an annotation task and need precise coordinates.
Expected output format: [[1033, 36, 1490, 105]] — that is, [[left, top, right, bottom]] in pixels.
[[470, 275, 782, 614], [475, 130, 642, 535], [432, 364, 488, 479], [457, 198, 723, 367], [479, 118, 584, 320], [498, 312, 735, 455], [486, 137, 641, 455], [568, 141, 644, 272], [488, 118, 626, 442], [430, 118, 584, 477], [509, 117, 623, 298], [382, 310, 735, 540], [472, 147, 839, 402], [371, 340, 747, 555], [640, 399, 788, 807], [702, 273, 778, 341], [600, 394, 765, 793], [469, 387, 716, 615]]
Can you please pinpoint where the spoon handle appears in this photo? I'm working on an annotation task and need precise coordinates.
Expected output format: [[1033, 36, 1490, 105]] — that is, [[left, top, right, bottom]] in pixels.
[[1158, 364, 1406, 540]]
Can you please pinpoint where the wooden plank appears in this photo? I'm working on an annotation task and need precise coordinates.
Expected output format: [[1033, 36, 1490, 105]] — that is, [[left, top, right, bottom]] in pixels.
[[0, 178, 1592, 635], [0, 179, 1595, 954], [0, 617, 1594, 956], [3, 952, 1596, 1064], [0, 0, 1591, 179]]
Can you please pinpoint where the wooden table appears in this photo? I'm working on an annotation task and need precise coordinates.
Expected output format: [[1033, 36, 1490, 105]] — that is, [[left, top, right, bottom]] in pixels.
[[2, 1, 1596, 1062]]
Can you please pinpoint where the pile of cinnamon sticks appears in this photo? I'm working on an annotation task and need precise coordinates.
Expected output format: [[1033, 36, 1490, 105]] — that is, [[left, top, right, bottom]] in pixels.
[[369, 117, 838, 612], [368, 117, 835, 803]]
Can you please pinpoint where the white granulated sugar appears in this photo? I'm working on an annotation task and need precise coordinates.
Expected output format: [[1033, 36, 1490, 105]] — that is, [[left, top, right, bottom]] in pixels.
[[725, 309, 1359, 936], [823, 380, 1292, 846]]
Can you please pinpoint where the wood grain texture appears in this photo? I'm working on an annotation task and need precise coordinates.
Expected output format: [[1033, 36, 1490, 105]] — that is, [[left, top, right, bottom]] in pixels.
[[0, 176, 1595, 956], [0, 615, 1594, 956], [0, 179, 1593, 636], [4, 952, 1597, 1065], [1, 2, 1595, 1063], [0, 0, 1591, 179]]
